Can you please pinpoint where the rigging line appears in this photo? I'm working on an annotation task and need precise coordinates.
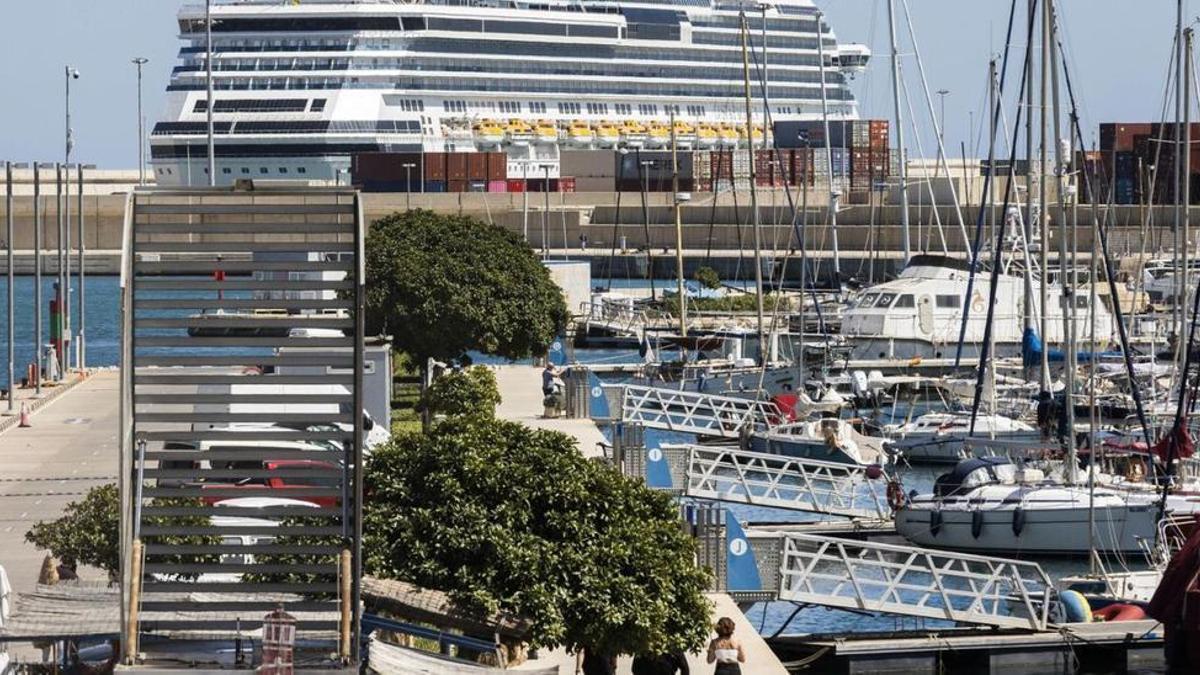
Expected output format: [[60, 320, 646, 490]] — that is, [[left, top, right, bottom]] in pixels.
[[743, 24, 828, 336], [900, 0, 970, 247], [898, 70, 949, 253], [968, 0, 1037, 437], [955, 0, 1026, 368], [1056, 15, 1153, 451]]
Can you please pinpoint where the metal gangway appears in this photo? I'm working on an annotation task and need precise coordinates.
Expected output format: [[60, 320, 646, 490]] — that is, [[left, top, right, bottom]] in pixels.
[[657, 444, 890, 519], [610, 384, 779, 438], [772, 533, 1052, 631]]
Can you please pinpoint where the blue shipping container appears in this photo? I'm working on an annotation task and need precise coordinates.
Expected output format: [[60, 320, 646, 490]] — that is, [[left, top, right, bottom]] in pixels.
[[424, 180, 446, 193]]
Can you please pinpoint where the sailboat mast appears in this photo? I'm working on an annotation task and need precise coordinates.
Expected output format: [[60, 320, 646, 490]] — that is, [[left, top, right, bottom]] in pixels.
[[1048, 0, 1076, 484], [740, 12, 766, 356], [886, 0, 911, 265], [670, 109, 687, 338], [815, 9, 841, 287], [1038, 0, 1051, 392], [1184, 28, 1193, 345], [1176, 0, 1186, 347]]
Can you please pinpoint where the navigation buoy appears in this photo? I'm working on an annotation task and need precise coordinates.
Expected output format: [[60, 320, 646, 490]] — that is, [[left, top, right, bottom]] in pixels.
[[19, 402, 31, 427]]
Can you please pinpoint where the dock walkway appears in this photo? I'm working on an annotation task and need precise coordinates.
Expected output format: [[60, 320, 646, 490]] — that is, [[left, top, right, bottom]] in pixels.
[[493, 364, 607, 458]]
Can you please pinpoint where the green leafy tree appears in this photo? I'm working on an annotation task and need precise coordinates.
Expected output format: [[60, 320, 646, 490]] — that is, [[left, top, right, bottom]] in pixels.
[[361, 417, 712, 657], [365, 210, 569, 365], [419, 366, 502, 420], [693, 266, 722, 291], [26, 484, 219, 582]]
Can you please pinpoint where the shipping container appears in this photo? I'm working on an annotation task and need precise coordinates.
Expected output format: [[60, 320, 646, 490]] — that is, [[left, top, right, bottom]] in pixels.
[[562, 150, 618, 178], [424, 152, 447, 181], [447, 179, 468, 193], [468, 180, 488, 192], [574, 176, 616, 192], [487, 152, 507, 181], [506, 179, 526, 192], [424, 180, 446, 193], [487, 180, 507, 193], [447, 153, 468, 181], [467, 153, 488, 181], [558, 176, 576, 193]]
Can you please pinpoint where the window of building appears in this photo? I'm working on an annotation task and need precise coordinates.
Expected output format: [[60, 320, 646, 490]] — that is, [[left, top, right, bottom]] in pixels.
[[614, 103, 632, 115], [558, 102, 582, 115], [586, 102, 608, 115], [686, 105, 706, 116], [241, 167, 250, 174], [297, 166, 307, 174], [441, 100, 467, 113], [222, 167, 232, 174], [279, 167, 288, 174], [664, 104, 680, 115], [528, 101, 547, 114], [936, 294, 960, 309], [260, 167, 269, 174], [310, 98, 327, 112], [382, 96, 423, 112]]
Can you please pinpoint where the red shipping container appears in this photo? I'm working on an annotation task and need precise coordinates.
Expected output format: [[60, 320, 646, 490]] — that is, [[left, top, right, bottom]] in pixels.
[[507, 178, 526, 192], [487, 180, 507, 193], [448, 179, 468, 193], [487, 152, 507, 181], [558, 176, 576, 193], [467, 153, 488, 181], [423, 152, 447, 181], [447, 153, 468, 181]]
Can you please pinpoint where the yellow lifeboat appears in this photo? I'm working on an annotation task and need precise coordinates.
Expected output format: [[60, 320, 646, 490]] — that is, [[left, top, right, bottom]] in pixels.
[[717, 123, 740, 148], [671, 120, 696, 148], [619, 119, 647, 148], [696, 123, 720, 149], [472, 118, 505, 146], [535, 118, 560, 144], [646, 121, 670, 148], [736, 123, 764, 146], [595, 121, 621, 147], [567, 119, 595, 147], [505, 118, 533, 145]]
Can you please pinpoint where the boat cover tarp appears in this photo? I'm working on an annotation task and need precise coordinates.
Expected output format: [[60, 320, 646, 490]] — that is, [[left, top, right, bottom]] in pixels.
[[1147, 524, 1200, 669]]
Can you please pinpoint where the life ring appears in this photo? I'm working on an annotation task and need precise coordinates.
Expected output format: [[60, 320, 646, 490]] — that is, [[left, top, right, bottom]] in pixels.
[[1060, 590, 1092, 623], [971, 293, 985, 313], [886, 481, 907, 511], [1092, 603, 1148, 622]]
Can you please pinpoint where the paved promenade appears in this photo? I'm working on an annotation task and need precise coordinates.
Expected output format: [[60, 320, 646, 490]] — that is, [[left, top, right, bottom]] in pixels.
[[0, 371, 119, 594]]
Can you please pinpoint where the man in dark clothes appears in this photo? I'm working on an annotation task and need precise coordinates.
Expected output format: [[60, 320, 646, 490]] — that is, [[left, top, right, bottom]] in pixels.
[[582, 650, 617, 675], [632, 652, 690, 675]]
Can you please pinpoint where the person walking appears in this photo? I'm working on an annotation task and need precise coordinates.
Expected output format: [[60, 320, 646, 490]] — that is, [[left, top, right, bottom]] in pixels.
[[706, 617, 745, 675], [632, 651, 689, 675]]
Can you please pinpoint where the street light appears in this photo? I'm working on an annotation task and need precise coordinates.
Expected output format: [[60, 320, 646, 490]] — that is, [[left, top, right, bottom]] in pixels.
[[936, 89, 950, 148], [205, 0, 216, 186], [402, 162, 416, 210], [64, 66, 80, 368], [132, 58, 150, 186]]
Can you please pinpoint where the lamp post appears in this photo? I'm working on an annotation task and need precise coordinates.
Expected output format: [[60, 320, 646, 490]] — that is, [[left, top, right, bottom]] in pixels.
[[77, 164, 95, 370], [33, 163, 43, 396], [402, 163, 416, 210], [206, 0, 216, 186], [936, 88, 950, 148], [132, 58, 149, 186], [64, 66, 79, 369]]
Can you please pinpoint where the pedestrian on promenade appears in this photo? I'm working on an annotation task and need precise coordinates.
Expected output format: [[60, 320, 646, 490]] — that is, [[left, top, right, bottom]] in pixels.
[[632, 651, 689, 675], [706, 617, 745, 675], [581, 649, 617, 675]]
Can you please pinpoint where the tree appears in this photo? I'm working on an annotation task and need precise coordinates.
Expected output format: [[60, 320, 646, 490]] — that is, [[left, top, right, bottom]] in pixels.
[[365, 210, 569, 365], [362, 417, 712, 657], [419, 366, 502, 421], [25, 484, 218, 582], [694, 266, 722, 291]]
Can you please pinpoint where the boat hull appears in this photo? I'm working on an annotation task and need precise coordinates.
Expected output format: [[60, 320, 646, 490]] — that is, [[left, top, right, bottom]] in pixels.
[[895, 502, 1158, 555]]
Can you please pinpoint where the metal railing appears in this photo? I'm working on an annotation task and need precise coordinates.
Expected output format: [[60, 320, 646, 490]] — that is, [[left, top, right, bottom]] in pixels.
[[677, 445, 891, 519], [777, 533, 1052, 631], [611, 383, 778, 438]]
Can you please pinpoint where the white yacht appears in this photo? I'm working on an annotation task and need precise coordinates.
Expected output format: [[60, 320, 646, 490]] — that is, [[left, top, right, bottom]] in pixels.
[[841, 255, 1119, 361], [750, 417, 891, 466], [152, 0, 870, 185], [887, 411, 1042, 464], [895, 458, 1160, 555]]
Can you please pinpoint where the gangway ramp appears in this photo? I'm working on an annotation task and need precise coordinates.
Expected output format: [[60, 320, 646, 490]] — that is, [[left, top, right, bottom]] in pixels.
[[659, 444, 891, 519], [608, 384, 778, 438], [775, 533, 1052, 631]]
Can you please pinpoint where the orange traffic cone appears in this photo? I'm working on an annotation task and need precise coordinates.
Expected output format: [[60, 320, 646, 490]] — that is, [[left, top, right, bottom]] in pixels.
[[18, 402, 31, 428]]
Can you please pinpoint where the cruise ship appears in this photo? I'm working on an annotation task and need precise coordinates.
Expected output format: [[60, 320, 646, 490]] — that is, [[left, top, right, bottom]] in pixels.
[[151, 0, 870, 186]]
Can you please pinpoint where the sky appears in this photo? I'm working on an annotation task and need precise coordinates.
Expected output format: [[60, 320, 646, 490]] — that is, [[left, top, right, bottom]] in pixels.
[[0, 0, 1185, 169]]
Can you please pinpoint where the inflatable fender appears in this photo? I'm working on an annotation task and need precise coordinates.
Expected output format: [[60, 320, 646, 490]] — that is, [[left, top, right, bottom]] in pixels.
[[1092, 603, 1147, 622], [930, 509, 943, 537], [1011, 507, 1026, 537], [1060, 590, 1093, 624], [971, 510, 985, 539]]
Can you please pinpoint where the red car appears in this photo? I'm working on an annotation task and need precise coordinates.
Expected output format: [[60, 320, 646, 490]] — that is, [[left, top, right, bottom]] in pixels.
[[200, 459, 341, 508]]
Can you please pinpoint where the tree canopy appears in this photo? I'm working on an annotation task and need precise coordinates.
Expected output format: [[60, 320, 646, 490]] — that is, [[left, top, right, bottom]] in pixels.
[[365, 210, 569, 364], [363, 417, 712, 656], [419, 366, 502, 421]]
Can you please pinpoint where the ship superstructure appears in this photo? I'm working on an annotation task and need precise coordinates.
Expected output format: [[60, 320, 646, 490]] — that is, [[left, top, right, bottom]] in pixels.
[[152, 0, 869, 185]]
